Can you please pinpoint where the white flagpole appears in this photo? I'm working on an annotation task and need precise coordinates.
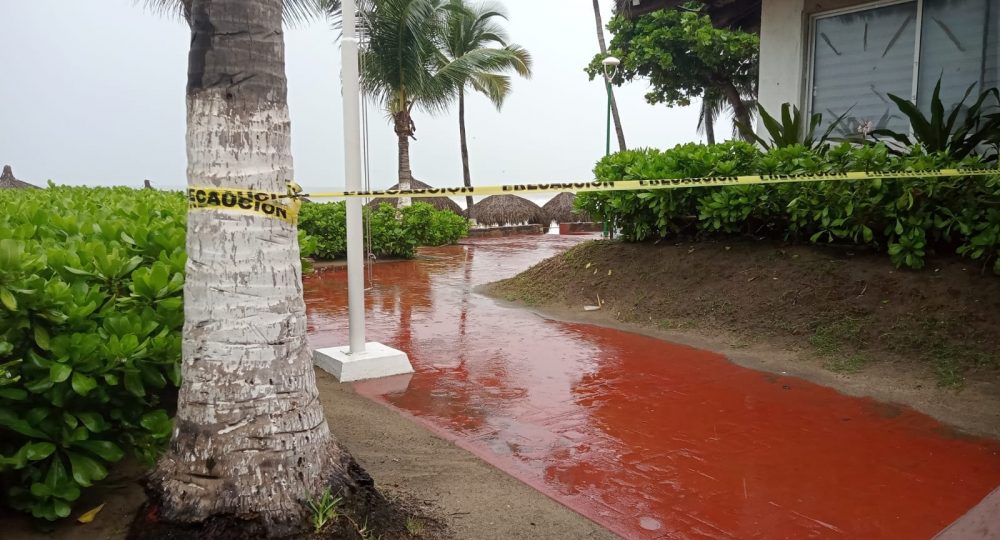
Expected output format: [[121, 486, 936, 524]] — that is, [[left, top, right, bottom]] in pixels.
[[341, 0, 365, 354], [316, 0, 411, 383]]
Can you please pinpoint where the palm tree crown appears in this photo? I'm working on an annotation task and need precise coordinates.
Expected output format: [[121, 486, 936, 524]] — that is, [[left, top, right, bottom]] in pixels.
[[358, 0, 530, 190], [441, 0, 531, 109]]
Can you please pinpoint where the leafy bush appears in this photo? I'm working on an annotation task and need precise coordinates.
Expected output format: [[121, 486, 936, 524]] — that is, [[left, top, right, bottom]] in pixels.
[[0, 185, 185, 520], [737, 103, 849, 150], [299, 201, 469, 260], [873, 80, 1000, 161], [577, 142, 1000, 272], [299, 201, 347, 260]]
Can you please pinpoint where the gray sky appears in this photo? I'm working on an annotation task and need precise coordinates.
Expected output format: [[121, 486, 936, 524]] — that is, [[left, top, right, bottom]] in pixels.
[[1, 0, 705, 195]]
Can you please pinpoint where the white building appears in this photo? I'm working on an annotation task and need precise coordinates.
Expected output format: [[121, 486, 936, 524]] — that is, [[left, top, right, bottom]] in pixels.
[[619, 0, 999, 133]]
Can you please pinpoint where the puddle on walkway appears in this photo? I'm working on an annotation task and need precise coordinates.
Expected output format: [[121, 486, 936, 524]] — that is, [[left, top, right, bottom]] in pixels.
[[304, 236, 1000, 539]]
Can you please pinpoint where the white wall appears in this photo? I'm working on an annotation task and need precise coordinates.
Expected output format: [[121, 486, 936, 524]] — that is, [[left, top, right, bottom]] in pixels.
[[758, 0, 807, 119]]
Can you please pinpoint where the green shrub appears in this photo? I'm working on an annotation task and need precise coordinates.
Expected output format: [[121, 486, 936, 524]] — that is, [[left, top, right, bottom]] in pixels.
[[577, 142, 1000, 272], [299, 200, 347, 259], [0, 184, 324, 521], [873, 80, 1000, 162], [0, 185, 185, 520], [299, 201, 469, 260]]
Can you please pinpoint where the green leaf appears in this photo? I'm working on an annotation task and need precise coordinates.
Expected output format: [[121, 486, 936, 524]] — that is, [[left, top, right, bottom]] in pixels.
[[50, 363, 72, 383], [53, 498, 71, 518], [124, 371, 145, 397], [34, 326, 51, 351], [140, 410, 172, 438], [76, 412, 108, 433], [74, 440, 125, 462], [0, 408, 50, 439], [45, 452, 68, 489], [26, 442, 57, 461], [67, 451, 108, 487], [52, 481, 81, 502], [0, 388, 28, 400], [64, 266, 94, 277], [30, 482, 52, 498], [0, 288, 16, 311], [71, 372, 98, 396]]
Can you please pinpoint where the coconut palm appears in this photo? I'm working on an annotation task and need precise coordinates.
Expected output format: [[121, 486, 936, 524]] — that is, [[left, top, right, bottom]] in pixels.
[[140, 0, 370, 536], [441, 0, 531, 214], [359, 0, 522, 206], [358, 0, 453, 200]]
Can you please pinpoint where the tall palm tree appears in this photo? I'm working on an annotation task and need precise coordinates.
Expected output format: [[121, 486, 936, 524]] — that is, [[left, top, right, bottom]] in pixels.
[[360, 0, 520, 206], [441, 0, 531, 214], [140, 0, 369, 536], [358, 0, 452, 201], [592, 0, 626, 152]]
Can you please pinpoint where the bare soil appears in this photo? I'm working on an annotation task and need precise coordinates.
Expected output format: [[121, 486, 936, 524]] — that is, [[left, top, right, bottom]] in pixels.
[[3, 370, 612, 540], [485, 238, 1000, 439]]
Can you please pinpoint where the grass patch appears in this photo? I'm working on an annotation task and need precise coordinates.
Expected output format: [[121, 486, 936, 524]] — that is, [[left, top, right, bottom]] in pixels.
[[934, 360, 965, 390], [809, 316, 866, 356], [405, 516, 425, 536]]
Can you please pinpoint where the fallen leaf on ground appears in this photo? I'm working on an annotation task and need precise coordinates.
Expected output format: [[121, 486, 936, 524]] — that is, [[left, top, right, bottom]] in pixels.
[[77, 503, 105, 524]]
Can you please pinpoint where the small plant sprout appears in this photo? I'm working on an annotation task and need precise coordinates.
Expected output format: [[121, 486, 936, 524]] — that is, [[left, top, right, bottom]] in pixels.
[[406, 516, 425, 536], [304, 488, 342, 534]]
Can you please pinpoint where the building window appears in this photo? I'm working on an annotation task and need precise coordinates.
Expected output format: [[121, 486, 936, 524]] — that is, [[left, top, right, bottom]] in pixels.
[[809, 0, 999, 135]]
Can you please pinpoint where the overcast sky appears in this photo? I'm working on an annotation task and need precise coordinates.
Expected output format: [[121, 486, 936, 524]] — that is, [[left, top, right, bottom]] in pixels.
[[1, 0, 707, 195]]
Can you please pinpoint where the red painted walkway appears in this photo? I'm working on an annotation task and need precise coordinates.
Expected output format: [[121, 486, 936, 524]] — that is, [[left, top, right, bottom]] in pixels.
[[304, 236, 1000, 539]]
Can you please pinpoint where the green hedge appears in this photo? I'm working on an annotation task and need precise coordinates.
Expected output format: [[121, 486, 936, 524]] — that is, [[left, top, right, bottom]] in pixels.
[[577, 142, 1000, 272], [298, 201, 469, 260], [0, 185, 185, 520], [0, 188, 467, 521]]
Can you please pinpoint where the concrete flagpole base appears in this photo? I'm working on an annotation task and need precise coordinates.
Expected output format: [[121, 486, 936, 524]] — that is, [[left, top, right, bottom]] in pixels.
[[314, 343, 413, 382]]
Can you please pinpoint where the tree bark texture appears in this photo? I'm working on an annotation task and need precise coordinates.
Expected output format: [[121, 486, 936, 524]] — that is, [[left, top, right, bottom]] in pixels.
[[592, 0, 627, 152], [136, 1, 366, 536], [394, 106, 414, 206], [703, 100, 716, 145], [721, 81, 753, 142], [459, 89, 475, 215]]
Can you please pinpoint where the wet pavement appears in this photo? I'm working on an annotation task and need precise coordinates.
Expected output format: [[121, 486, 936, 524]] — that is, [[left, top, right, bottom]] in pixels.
[[304, 235, 1000, 539]]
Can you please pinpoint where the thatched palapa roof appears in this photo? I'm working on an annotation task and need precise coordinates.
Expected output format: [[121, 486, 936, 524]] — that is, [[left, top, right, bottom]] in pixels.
[[365, 178, 463, 215], [542, 192, 591, 224], [470, 195, 546, 227], [0, 165, 38, 189]]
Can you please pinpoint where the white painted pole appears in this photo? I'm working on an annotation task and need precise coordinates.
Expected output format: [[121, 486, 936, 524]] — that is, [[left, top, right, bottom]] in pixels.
[[341, 0, 366, 354]]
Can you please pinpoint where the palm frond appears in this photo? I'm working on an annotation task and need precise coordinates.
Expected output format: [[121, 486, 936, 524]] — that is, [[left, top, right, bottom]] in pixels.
[[470, 73, 511, 109], [141, 0, 333, 25]]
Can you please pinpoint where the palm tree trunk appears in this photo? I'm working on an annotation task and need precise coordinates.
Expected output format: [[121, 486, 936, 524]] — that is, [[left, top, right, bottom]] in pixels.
[[459, 89, 474, 216], [138, 1, 365, 536], [703, 100, 716, 145], [394, 108, 414, 207], [592, 0, 627, 152], [721, 81, 753, 141]]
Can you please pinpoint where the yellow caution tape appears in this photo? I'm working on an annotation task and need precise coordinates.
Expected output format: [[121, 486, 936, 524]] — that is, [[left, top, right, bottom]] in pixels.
[[297, 168, 998, 200], [187, 169, 997, 223], [187, 186, 302, 224]]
